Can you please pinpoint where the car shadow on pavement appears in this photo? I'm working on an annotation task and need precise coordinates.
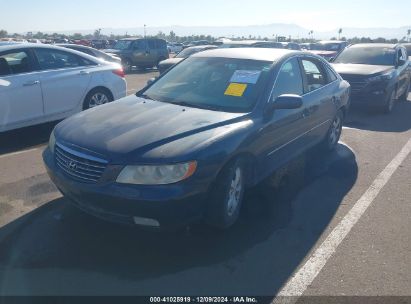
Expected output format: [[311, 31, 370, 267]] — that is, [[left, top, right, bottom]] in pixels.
[[0, 144, 358, 296], [0, 121, 59, 155], [344, 100, 411, 133]]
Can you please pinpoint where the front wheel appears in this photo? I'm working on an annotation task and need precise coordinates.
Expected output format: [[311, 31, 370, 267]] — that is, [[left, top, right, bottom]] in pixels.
[[399, 81, 410, 102], [205, 159, 246, 229]]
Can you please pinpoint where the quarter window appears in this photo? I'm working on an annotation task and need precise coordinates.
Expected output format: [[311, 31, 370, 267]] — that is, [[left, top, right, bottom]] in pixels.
[[301, 59, 327, 93], [272, 58, 303, 99], [34, 49, 89, 70], [0, 50, 31, 76]]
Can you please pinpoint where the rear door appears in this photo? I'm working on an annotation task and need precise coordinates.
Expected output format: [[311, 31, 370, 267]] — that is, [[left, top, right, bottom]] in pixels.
[[0, 48, 43, 128], [131, 40, 150, 67], [33, 48, 93, 115], [299, 57, 336, 143]]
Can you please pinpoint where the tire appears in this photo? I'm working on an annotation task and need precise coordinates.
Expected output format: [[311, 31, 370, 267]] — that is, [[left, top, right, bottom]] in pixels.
[[122, 59, 133, 73], [382, 89, 396, 114], [320, 109, 344, 152], [205, 158, 246, 229], [399, 81, 410, 102], [83, 88, 113, 110]]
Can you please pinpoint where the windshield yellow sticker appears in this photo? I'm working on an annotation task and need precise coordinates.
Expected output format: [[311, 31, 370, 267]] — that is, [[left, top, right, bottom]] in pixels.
[[224, 83, 247, 97]]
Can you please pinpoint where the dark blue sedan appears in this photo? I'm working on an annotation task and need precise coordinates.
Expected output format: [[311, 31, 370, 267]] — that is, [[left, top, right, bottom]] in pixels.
[[43, 48, 350, 229]]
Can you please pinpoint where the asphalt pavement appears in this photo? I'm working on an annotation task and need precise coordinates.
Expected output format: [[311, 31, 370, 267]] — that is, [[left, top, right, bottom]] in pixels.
[[0, 71, 410, 301]]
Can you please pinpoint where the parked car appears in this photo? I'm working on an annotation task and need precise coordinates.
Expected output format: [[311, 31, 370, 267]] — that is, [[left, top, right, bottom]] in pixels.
[[280, 42, 301, 50], [105, 38, 169, 73], [309, 41, 348, 61], [332, 43, 411, 113], [91, 39, 109, 49], [158, 45, 218, 74], [167, 43, 183, 53], [57, 44, 122, 64], [0, 44, 126, 132], [220, 40, 284, 49], [43, 48, 350, 230]]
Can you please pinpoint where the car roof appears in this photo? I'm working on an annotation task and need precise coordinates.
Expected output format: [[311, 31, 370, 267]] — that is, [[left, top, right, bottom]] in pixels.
[[0, 43, 103, 63], [349, 43, 396, 48], [185, 45, 217, 50], [192, 47, 302, 62], [222, 40, 265, 46]]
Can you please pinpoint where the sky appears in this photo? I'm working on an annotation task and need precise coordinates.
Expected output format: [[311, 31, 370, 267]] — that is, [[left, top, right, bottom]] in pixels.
[[0, 0, 410, 34]]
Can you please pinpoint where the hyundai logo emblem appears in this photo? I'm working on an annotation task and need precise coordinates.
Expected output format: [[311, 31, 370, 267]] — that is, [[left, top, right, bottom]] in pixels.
[[68, 161, 77, 171]]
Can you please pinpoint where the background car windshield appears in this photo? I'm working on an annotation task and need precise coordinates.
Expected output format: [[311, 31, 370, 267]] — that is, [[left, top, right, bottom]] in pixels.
[[113, 40, 132, 50], [334, 47, 396, 65], [175, 48, 200, 58], [142, 57, 272, 112]]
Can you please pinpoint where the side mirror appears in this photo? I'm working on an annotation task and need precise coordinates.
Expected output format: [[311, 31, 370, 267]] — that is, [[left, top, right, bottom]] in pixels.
[[268, 94, 303, 112], [147, 77, 157, 86]]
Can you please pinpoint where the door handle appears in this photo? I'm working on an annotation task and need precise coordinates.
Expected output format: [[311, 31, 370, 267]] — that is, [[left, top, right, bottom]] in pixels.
[[302, 109, 310, 118], [79, 70, 90, 75], [23, 80, 40, 86]]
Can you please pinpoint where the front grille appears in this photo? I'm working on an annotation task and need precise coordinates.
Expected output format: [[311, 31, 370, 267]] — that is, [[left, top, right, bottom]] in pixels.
[[340, 74, 368, 93], [55, 144, 107, 183]]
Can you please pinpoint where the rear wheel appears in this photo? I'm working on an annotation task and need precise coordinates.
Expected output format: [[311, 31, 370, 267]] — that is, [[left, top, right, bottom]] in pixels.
[[205, 158, 245, 229], [83, 88, 113, 110], [122, 58, 133, 73], [321, 109, 343, 152]]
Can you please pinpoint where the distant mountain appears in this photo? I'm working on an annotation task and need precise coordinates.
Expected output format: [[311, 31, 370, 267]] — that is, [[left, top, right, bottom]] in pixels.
[[50, 23, 411, 40]]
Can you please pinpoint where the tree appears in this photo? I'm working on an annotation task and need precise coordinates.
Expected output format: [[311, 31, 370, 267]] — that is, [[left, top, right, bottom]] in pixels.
[[0, 29, 7, 38], [94, 28, 102, 38]]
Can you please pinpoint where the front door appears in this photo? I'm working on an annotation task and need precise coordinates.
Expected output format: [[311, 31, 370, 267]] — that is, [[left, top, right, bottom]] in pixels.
[[256, 57, 307, 177]]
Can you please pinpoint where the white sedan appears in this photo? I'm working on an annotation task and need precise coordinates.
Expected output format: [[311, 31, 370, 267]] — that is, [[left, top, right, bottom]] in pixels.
[[0, 44, 127, 132]]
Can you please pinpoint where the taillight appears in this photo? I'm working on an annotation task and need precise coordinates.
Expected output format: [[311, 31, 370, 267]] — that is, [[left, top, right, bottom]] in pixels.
[[113, 68, 125, 78]]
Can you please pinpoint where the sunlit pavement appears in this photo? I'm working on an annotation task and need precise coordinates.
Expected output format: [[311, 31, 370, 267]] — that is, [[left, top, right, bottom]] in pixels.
[[0, 76, 410, 298]]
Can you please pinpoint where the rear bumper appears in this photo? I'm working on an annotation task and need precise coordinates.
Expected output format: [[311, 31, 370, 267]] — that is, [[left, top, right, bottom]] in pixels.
[[43, 148, 207, 229]]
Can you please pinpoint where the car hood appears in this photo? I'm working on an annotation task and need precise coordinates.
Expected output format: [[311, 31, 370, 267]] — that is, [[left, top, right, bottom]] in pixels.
[[331, 63, 394, 76], [55, 95, 248, 163], [159, 58, 184, 66]]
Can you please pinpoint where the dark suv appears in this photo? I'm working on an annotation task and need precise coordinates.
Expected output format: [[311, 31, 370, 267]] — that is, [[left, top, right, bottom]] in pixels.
[[107, 38, 169, 73], [332, 44, 411, 113]]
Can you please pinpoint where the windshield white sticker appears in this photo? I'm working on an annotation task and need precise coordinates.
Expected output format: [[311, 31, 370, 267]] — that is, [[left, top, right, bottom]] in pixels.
[[230, 70, 261, 84]]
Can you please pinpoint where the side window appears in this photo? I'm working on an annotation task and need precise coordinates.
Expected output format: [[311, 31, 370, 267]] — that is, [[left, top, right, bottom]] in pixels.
[[301, 59, 327, 93], [147, 40, 156, 49], [0, 50, 32, 76], [272, 58, 303, 99], [133, 40, 147, 50], [34, 48, 87, 70], [326, 66, 338, 82], [156, 40, 166, 49]]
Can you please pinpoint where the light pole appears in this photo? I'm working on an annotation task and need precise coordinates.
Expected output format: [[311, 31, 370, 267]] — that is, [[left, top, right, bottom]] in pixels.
[[144, 24, 147, 38]]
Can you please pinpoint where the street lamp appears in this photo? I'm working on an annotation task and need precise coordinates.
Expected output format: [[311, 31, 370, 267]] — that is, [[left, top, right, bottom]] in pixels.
[[144, 24, 147, 38]]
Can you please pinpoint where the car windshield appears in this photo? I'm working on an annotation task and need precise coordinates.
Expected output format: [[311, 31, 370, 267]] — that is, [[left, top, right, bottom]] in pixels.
[[141, 57, 272, 113], [334, 46, 396, 65], [175, 48, 201, 58], [113, 40, 132, 50]]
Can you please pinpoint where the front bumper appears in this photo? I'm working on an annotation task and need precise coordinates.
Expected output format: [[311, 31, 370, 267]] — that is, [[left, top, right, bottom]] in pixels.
[[43, 148, 207, 229]]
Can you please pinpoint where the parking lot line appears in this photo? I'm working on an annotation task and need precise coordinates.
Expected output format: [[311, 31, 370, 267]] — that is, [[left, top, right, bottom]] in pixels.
[[273, 135, 411, 304], [0, 148, 39, 159]]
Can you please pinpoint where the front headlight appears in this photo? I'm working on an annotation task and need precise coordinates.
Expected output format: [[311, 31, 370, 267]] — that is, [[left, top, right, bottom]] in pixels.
[[116, 161, 197, 185], [48, 130, 56, 154], [367, 72, 394, 83]]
